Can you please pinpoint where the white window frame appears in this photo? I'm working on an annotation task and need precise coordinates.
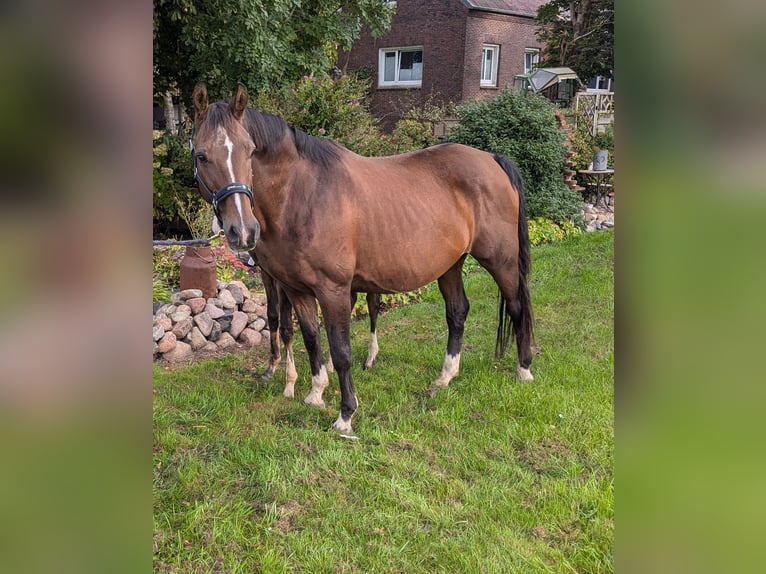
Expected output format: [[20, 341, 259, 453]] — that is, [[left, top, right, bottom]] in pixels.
[[524, 48, 540, 74], [480, 44, 500, 87], [587, 75, 613, 92], [378, 47, 424, 88]]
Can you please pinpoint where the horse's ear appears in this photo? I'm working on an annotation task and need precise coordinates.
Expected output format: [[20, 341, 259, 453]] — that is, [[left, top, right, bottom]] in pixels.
[[231, 83, 248, 120], [192, 82, 208, 119]]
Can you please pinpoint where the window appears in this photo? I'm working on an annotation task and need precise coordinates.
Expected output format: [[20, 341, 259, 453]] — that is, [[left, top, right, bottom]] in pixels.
[[587, 76, 613, 92], [378, 47, 423, 87], [524, 48, 540, 74], [481, 44, 499, 87]]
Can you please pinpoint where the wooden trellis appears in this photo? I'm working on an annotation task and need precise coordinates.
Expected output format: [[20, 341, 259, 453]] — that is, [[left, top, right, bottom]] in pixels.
[[575, 92, 614, 136]]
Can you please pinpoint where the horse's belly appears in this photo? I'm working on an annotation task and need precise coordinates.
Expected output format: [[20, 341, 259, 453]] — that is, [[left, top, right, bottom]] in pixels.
[[352, 245, 464, 294]]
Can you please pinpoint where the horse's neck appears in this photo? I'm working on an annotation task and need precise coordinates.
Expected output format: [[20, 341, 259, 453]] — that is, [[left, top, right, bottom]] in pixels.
[[249, 150, 299, 231]]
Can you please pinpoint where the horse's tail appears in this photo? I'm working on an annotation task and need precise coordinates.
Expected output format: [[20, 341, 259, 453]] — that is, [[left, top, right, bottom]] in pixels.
[[492, 154, 534, 359]]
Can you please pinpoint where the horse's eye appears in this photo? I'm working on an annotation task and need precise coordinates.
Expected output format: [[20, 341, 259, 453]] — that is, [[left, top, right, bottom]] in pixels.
[[249, 147, 257, 157], [196, 152, 208, 164]]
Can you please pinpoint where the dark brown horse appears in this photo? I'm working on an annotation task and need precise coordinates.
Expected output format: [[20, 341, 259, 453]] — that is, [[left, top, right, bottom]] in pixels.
[[191, 82, 534, 434]]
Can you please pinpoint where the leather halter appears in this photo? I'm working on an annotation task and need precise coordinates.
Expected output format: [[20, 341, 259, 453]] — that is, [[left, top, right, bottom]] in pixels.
[[190, 140, 254, 223]]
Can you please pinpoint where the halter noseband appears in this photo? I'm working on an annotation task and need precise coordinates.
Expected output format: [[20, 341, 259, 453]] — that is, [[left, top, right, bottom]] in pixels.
[[190, 140, 254, 223]]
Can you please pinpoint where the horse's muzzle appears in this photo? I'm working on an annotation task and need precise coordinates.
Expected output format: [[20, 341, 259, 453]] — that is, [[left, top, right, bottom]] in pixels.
[[226, 220, 260, 251]]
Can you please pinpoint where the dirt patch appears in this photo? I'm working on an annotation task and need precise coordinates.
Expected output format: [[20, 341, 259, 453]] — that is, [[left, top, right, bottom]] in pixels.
[[518, 437, 573, 474], [273, 499, 312, 533]]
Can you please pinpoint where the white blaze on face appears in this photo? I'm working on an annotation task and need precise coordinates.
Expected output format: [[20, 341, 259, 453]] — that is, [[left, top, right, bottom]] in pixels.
[[217, 126, 248, 242]]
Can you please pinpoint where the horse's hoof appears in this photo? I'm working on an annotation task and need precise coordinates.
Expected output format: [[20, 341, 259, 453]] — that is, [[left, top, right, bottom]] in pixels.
[[516, 366, 534, 381], [260, 369, 274, 381], [363, 358, 376, 370], [332, 414, 353, 434], [283, 388, 295, 399], [304, 393, 325, 409]]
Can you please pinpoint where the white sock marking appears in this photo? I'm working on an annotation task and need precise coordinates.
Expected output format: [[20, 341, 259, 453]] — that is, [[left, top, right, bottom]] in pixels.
[[304, 365, 329, 408], [516, 366, 534, 381], [365, 332, 379, 368], [433, 353, 461, 387]]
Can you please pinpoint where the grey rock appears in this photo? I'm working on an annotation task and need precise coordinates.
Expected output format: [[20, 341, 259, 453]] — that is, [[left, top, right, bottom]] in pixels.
[[178, 288, 204, 300], [217, 313, 233, 332], [215, 332, 237, 349], [186, 297, 207, 315], [249, 318, 266, 332], [193, 312, 213, 337], [155, 314, 172, 331], [230, 280, 250, 299], [153, 323, 165, 342], [226, 284, 245, 305], [209, 320, 222, 341], [218, 288, 237, 309], [238, 328, 262, 347], [172, 317, 193, 339], [189, 327, 208, 351], [205, 303, 226, 319], [157, 332, 177, 353], [241, 298, 258, 313], [163, 340, 193, 362], [230, 311, 249, 339]]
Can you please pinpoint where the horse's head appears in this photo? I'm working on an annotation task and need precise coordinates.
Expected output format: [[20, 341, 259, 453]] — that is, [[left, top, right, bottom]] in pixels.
[[191, 82, 260, 251]]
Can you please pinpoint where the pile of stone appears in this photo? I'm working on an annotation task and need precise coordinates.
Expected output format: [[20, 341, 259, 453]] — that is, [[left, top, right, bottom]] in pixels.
[[153, 280, 270, 362]]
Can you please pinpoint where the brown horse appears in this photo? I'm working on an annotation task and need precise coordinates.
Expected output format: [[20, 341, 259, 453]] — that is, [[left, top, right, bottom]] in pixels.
[[191, 82, 534, 434]]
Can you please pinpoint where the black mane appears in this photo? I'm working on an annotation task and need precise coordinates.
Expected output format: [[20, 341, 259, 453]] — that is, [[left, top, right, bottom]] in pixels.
[[243, 108, 343, 169]]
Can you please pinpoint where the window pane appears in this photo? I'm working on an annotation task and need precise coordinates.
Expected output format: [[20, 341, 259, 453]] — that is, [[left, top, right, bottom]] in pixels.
[[384, 52, 396, 82], [398, 50, 422, 81]]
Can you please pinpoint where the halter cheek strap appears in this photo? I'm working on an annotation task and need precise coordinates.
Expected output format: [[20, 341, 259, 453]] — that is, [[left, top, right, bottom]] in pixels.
[[190, 140, 254, 223]]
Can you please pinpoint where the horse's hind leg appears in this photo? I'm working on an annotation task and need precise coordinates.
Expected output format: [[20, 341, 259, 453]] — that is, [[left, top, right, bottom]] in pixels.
[[364, 292, 381, 369], [279, 288, 299, 397], [433, 257, 469, 388], [260, 271, 282, 381]]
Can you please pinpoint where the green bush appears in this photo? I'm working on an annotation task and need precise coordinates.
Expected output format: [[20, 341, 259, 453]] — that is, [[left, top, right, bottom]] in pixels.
[[448, 90, 584, 224], [528, 217, 583, 246], [153, 130, 204, 234], [254, 73, 394, 156]]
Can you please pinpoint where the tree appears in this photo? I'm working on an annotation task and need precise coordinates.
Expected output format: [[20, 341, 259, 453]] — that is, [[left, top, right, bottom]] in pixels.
[[153, 0, 394, 109], [535, 0, 614, 83]]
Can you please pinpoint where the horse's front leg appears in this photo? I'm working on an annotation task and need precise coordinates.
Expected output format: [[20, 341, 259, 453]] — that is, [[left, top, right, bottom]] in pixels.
[[287, 292, 329, 408], [321, 295, 358, 434]]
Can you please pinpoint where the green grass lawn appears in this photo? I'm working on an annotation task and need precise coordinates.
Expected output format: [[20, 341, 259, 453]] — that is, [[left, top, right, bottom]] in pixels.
[[154, 230, 614, 573]]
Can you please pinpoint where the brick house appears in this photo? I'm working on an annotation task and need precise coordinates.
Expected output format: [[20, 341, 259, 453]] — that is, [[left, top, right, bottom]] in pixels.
[[338, 0, 547, 129]]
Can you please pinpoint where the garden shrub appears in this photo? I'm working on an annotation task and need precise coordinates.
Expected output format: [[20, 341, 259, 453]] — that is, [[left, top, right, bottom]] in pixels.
[[254, 73, 394, 156], [448, 90, 584, 224], [153, 130, 204, 236], [528, 217, 582, 246]]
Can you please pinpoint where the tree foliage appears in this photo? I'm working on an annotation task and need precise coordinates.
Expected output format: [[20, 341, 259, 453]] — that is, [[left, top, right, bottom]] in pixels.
[[535, 0, 614, 82], [153, 0, 394, 106]]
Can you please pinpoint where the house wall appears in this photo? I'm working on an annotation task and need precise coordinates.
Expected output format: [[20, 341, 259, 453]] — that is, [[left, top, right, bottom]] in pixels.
[[340, 0, 469, 129], [339, 1, 544, 130], [462, 11, 543, 102]]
